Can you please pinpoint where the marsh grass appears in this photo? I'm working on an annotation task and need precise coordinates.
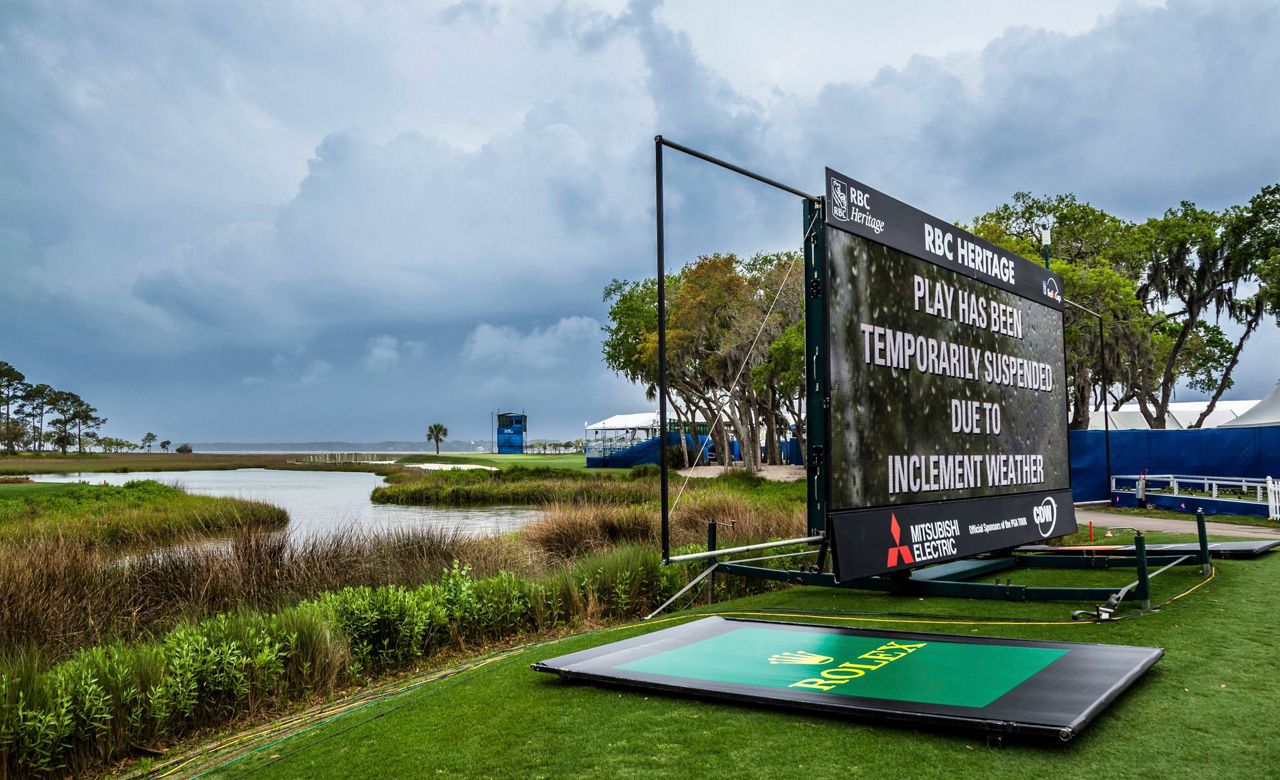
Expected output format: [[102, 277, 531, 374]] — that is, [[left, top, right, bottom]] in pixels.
[[0, 526, 540, 665], [524, 493, 805, 561], [0, 480, 287, 547], [373, 465, 806, 513], [0, 542, 732, 776], [0, 466, 809, 775], [374, 466, 659, 506]]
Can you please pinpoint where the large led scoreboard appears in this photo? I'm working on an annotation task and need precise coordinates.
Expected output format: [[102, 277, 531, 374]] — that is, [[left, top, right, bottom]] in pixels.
[[819, 168, 1076, 582]]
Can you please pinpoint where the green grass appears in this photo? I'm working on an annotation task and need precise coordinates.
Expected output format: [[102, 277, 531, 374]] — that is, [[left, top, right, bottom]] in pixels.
[[396, 453, 614, 472], [0, 482, 77, 497], [0, 479, 288, 547], [199, 537, 1279, 779]]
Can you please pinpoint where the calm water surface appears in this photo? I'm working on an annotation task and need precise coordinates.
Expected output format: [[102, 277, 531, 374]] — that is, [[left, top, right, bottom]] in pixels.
[[31, 468, 540, 538]]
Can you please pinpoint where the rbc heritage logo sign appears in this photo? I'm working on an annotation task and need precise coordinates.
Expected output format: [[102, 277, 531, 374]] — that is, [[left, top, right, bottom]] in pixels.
[[827, 176, 883, 234]]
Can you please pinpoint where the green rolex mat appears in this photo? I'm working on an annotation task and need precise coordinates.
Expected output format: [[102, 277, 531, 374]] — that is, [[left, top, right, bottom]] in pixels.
[[532, 617, 1161, 741]]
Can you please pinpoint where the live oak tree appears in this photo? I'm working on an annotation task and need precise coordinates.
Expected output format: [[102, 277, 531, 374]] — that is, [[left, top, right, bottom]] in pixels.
[[602, 251, 804, 472], [972, 184, 1280, 429]]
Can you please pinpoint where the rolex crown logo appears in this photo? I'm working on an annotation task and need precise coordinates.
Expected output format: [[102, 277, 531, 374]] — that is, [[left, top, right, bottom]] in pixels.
[[768, 650, 833, 666]]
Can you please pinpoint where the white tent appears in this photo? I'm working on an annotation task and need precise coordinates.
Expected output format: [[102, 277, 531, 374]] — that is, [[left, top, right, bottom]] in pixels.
[[586, 412, 660, 431], [1218, 382, 1280, 428], [584, 411, 662, 460], [1087, 399, 1260, 430]]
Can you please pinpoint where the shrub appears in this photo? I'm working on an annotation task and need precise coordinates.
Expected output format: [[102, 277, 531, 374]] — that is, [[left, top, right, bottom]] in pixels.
[[322, 586, 445, 674], [628, 464, 660, 479]]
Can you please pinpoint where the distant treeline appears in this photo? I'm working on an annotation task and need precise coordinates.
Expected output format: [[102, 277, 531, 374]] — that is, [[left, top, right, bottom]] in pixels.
[[0, 360, 184, 454]]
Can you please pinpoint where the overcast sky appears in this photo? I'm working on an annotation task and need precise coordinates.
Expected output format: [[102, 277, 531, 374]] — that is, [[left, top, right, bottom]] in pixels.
[[3, 0, 1278, 442]]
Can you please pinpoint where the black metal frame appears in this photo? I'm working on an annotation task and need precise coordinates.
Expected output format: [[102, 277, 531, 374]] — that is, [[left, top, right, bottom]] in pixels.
[[655, 136, 822, 564], [652, 136, 1192, 612]]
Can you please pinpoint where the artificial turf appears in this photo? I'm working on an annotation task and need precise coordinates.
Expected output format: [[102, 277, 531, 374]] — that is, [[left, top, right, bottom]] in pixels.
[[196, 533, 1279, 779]]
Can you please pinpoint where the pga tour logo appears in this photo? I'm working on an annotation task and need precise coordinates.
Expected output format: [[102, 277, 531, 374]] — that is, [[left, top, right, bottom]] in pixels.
[[1034, 496, 1058, 538], [1041, 276, 1061, 303], [828, 178, 871, 223]]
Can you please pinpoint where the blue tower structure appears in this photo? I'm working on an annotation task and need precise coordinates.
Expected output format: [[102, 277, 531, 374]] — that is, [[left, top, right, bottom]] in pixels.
[[496, 412, 527, 454]]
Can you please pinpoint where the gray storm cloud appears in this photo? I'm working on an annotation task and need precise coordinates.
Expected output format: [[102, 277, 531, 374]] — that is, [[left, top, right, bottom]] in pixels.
[[2, 0, 1277, 439]]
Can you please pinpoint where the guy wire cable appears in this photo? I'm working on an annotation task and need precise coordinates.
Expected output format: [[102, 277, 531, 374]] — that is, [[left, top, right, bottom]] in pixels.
[[667, 207, 821, 518]]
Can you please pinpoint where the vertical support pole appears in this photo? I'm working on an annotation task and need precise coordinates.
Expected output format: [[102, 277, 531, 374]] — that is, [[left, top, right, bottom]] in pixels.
[[1196, 507, 1211, 576], [1098, 314, 1111, 491], [707, 521, 717, 604], [1134, 532, 1151, 610], [656, 136, 670, 563], [803, 198, 828, 540]]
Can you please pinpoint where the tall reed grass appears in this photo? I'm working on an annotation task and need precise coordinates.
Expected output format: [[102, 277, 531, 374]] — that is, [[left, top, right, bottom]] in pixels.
[[0, 545, 714, 777], [0, 526, 536, 664], [524, 492, 805, 560]]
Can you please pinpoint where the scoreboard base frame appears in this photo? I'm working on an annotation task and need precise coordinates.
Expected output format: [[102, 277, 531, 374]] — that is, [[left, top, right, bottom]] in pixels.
[[707, 517, 1212, 615]]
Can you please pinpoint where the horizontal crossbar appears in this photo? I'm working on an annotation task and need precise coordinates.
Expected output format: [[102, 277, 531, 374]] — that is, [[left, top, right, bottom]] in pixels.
[[666, 535, 825, 563]]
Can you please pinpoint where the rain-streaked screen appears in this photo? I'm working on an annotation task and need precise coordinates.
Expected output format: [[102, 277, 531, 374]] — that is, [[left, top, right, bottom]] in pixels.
[[826, 228, 1070, 511]]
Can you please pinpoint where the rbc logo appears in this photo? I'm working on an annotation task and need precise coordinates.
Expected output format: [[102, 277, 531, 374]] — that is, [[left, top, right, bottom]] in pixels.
[[830, 179, 849, 221]]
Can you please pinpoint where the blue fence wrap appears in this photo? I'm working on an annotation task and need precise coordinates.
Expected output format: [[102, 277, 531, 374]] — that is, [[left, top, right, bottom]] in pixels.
[[1069, 427, 1280, 502], [585, 433, 709, 469], [585, 434, 805, 469]]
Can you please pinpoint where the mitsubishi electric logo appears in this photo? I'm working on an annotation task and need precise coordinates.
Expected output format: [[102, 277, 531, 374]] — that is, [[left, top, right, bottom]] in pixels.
[[886, 513, 915, 567], [1034, 496, 1058, 538], [768, 650, 833, 666]]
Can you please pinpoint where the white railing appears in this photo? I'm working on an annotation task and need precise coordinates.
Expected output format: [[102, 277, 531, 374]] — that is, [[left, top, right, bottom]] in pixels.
[[292, 452, 399, 464], [1112, 473, 1277, 514]]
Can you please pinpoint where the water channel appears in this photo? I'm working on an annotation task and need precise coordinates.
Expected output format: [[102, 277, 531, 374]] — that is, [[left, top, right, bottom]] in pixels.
[[31, 468, 541, 538]]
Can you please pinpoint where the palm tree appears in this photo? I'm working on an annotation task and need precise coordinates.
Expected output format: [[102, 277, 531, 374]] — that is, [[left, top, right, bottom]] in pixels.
[[426, 423, 448, 455]]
